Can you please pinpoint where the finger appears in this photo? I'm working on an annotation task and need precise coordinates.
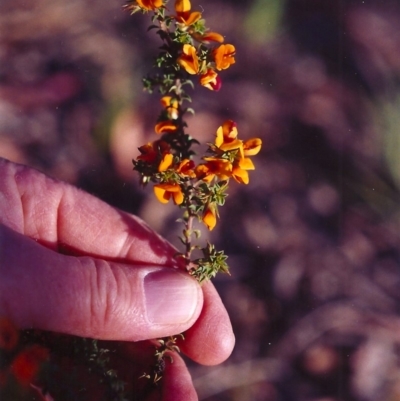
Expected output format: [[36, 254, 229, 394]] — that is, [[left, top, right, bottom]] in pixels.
[[179, 282, 235, 365], [0, 158, 177, 266], [0, 225, 203, 340], [162, 352, 198, 401], [106, 341, 198, 401]]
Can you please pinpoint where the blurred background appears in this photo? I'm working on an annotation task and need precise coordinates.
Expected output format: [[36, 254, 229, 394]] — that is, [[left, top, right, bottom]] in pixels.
[[2, 0, 400, 399]]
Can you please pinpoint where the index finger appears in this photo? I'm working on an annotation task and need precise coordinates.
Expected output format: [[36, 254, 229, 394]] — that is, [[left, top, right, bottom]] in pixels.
[[1, 157, 177, 267]]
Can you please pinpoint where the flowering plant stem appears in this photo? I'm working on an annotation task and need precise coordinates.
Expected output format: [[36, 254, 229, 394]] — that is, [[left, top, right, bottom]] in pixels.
[[128, 0, 262, 384]]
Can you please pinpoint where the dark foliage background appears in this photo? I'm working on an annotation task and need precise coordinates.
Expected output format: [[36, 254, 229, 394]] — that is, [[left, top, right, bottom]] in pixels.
[[2, 0, 400, 400]]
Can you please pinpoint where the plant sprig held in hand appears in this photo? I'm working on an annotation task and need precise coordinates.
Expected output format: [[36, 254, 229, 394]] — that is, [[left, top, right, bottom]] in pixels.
[[127, 0, 262, 384], [128, 0, 262, 282]]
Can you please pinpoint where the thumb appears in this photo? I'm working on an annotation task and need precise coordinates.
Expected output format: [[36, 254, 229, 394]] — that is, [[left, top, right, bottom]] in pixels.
[[0, 224, 203, 341]]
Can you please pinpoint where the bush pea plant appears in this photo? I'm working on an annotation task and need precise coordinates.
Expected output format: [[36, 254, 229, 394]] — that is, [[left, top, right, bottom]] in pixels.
[[128, 0, 262, 385]]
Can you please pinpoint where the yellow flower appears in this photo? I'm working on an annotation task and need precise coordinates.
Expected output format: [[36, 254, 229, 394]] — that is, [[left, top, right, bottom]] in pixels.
[[192, 31, 225, 43], [175, 0, 202, 26], [155, 121, 178, 134], [216, 120, 238, 143], [195, 157, 232, 182], [243, 138, 262, 156], [136, 0, 163, 11], [161, 96, 179, 119], [215, 120, 243, 155], [154, 183, 184, 205], [213, 44, 236, 71], [200, 69, 222, 91], [177, 44, 199, 75], [203, 204, 217, 231], [213, 121, 262, 184], [231, 157, 255, 185], [176, 11, 202, 25], [201, 32, 224, 43], [157, 154, 196, 177], [175, 0, 190, 12], [158, 153, 174, 172]]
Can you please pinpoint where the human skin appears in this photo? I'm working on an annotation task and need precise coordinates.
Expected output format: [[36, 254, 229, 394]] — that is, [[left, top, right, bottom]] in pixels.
[[0, 157, 235, 400]]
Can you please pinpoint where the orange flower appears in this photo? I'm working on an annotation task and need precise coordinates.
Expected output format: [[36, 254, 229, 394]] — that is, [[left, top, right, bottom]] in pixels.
[[213, 44, 236, 71], [213, 121, 262, 184], [216, 120, 238, 145], [215, 120, 243, 155], [200, 69, 222, 91], [11, 345, 49, 386], [200, 32, 224, 43], [175, 0, 202, 26], [136, 0, 163, 11], [0, 318, 19, 351], [158, 152, 174, 172], [175, 0, 190, 12], [161, 96, 179, 119], [203, 204, 217, 230], [231, 157, 255, 185], [177, 158, 196, 178], [192, 31, 225, 43], [177, 44, 199, 75], [195, 157, 232, 182], [154, 183, 184, 205], [176, 11, 202, 26], [243, 138, 262, 156], [155, 121, 178, 134]]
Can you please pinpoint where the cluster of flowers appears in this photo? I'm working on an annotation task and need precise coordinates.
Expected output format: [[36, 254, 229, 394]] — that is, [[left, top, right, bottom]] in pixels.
[[128, 0, 236, 91], [129, 0, 262, 282], [136, 118, 261, 231]]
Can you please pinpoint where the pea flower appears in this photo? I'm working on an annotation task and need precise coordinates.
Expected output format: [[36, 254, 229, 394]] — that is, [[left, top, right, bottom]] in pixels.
[[232, 157, 255, 185], [154, 183, 184, 205], [243, 138, 262, 156], [213, 44, 236, 71], [177, 44, 199, 74], [177, 158, 196, 178], [195, 157, 232, 182], [175, 0, 202, 26], [158, 152, 174, 172], [215, 120, 243, 155], [200, 32, 224, 43], [175, 0, 190, 13], [200, 69, 222, 91], [155, 120, 178, 134], [136, 0, 163, 11], [161, 96, 179, 119], [203, 204, 217, 230], [212, 121, 262, 184], [192, 31, 225, 43]]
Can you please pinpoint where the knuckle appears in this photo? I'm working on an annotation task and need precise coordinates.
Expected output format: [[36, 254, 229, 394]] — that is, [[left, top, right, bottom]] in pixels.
[[81, 258, 127, 337]]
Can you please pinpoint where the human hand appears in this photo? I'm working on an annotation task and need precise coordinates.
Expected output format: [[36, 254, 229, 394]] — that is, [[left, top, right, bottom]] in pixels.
[[0, 157, 235, 400]]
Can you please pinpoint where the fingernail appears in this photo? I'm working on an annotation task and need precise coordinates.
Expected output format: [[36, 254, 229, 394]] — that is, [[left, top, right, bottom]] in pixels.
[[144, 269, 199, 325]]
